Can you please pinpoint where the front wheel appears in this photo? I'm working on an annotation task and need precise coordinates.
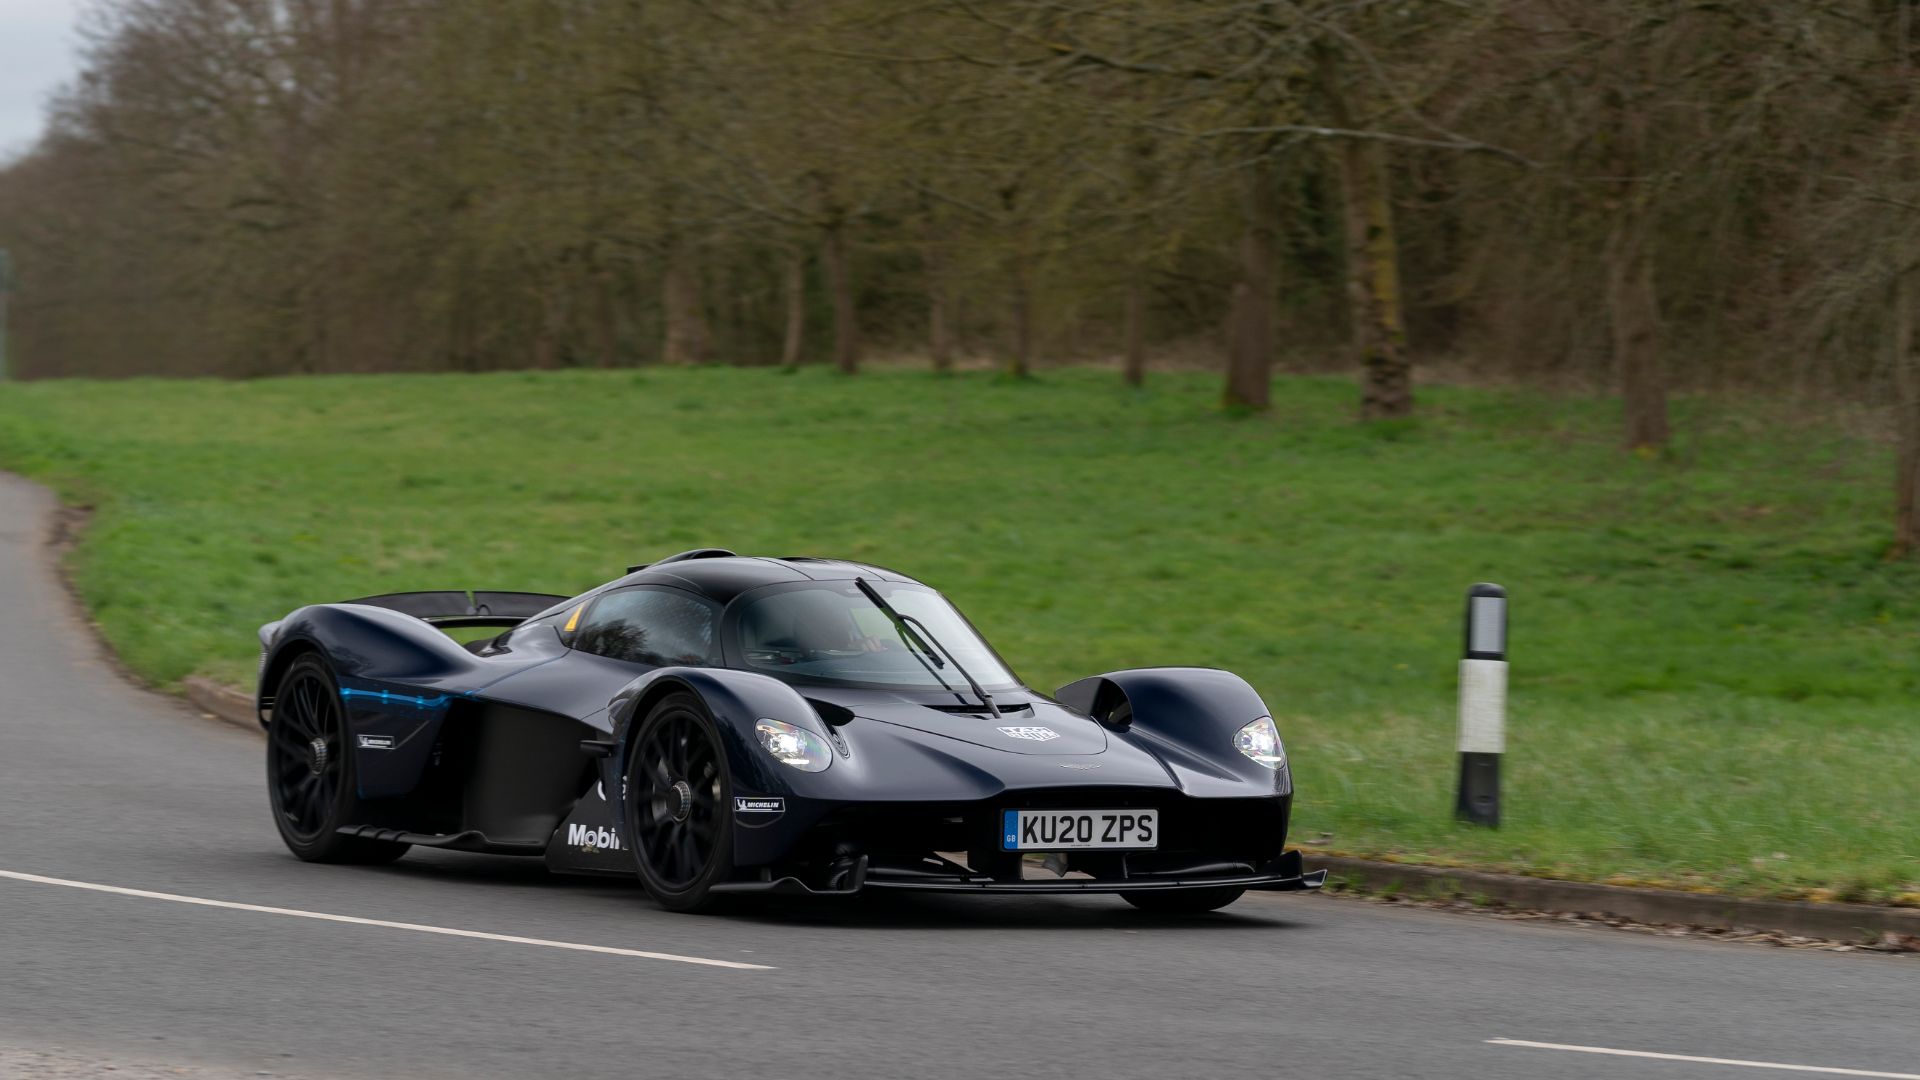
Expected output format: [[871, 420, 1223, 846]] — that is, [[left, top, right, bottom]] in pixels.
[[625, 692, 734, 912], [1122, 886, 1245, 914]]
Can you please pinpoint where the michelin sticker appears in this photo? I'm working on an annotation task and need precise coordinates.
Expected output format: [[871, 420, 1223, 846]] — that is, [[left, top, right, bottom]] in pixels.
[[357, 734, 395, 750], [734, 797, 784, 814]]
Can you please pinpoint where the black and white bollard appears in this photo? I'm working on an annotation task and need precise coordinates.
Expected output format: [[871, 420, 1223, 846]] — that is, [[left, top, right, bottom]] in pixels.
[[1455, 583, 1506, 827]]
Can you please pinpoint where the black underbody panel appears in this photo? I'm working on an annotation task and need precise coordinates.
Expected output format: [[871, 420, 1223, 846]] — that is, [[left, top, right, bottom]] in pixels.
[[862, 848, 1324, 893]]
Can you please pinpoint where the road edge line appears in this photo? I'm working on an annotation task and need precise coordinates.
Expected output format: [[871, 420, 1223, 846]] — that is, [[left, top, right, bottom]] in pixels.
[[0, 868, 774, 971], [1487, 1038, 1920, 1079]]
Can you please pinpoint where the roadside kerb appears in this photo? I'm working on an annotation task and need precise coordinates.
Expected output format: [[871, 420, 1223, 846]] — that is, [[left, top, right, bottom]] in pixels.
[[183, 675, 258, 732], [1307, 854, 1920, 942]]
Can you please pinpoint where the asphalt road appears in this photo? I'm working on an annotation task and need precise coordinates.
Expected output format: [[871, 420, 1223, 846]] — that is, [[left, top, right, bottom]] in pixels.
[[0, 473, 1913, 1080]]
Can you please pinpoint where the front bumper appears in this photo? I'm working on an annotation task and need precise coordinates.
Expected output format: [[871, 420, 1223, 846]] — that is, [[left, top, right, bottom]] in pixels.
[[712, 848, 1326, 897]]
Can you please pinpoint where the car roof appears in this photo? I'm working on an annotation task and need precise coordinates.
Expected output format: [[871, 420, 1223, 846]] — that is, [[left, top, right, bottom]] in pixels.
[[608, 552, 924, 605]]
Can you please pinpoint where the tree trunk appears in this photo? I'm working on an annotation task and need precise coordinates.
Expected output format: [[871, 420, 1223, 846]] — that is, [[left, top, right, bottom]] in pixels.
[[780, 247, 805, 369], [1600, 47, 1670, 452], [661, 236, 711, 365], [330, 0, 358, 97], [448, 269, 478, 371], [821, 221, 860, 374], [1320, 47, 1411, 419], [1892, 269, 1920, 557], [1122, 275, 1147, 388], [531, 335, 557, 370], [593, 270, 619, 368], [1420, 153, 1465, 355], [927, 246, 954, 373], [1606, 201, 1670, 450], [1347, 140, 1411, 419], [1007, 254, 1033, 378], [1223, 160, 1277, 411], [1876, 0, 1918, 74], [531, 278, 567, 370]]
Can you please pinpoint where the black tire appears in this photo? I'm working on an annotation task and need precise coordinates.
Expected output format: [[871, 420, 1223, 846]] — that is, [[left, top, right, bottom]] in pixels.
[[624, 692, 735, 912], [622, 687, 733, 907], [1122, 886, 1246, 914], [266, 653, 408, 864]]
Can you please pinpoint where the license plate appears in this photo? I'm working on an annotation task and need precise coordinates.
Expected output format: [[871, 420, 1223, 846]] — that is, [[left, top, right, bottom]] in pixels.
[[1002, 809, 1158, 851]]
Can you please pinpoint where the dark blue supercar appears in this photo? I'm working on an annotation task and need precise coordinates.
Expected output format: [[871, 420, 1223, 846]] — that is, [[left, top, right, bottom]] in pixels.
[[256, 549, 1325, 913]]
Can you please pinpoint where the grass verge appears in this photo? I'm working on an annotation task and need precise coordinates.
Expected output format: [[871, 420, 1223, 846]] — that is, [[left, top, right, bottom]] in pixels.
[[1, 366, 1915, 904]]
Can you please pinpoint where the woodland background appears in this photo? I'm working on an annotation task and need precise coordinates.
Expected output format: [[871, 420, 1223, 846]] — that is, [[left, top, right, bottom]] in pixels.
[[7, 1, 1920, 535]]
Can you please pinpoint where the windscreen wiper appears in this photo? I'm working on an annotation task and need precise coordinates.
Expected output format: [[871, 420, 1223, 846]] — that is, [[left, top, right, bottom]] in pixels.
[[854, 577, 1000, 718], [897, 613, 965, 701], [851, 577, 957, 697]]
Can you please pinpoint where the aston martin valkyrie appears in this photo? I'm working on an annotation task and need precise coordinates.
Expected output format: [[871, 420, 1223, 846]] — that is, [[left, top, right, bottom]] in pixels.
[[255, 550, 1325, 913]]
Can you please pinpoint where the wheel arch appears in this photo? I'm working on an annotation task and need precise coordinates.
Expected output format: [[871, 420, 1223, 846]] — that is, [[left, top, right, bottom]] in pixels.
[[1056, 666, 1269, 733], [257, 637, 325, 728], [604, 666, 834, 817], [1055, 667, 1289, 792], [259, 603, 484, 695]]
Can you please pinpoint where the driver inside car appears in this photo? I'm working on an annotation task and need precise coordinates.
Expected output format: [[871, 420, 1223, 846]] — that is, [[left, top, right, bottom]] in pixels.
[[744, 592, 894, 660]]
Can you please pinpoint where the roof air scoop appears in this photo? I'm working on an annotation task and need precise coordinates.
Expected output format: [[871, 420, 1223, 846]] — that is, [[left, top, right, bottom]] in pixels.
[[627, 548, 738, 574]]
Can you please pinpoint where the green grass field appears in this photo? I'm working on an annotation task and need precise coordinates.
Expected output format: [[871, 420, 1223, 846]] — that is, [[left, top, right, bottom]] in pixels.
[[1, 367, 1914, 904]]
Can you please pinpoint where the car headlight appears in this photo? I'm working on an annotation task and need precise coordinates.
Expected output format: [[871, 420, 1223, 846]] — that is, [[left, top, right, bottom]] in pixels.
[[755, 718, 832, 772], [1234, 716, 1286, 769]]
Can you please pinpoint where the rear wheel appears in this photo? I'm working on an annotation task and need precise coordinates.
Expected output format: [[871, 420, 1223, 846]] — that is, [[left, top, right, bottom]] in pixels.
[[266, 654, 408, 864], [625, 692, 734, 912], [1122, 886, 1245, 914]]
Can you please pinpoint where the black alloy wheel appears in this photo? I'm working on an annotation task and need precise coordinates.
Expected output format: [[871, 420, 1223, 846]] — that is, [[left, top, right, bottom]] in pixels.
[[625, 692, 733, 911], [266, 653, 408, 864]]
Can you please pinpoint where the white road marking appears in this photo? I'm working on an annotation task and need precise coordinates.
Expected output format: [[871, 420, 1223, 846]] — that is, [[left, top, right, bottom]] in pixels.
[[1488, 1039, 1920, 1079], [0, 868, 773, 970]]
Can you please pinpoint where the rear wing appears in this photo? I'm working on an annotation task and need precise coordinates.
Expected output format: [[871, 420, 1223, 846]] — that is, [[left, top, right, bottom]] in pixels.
[[342, 590, 570, 629]]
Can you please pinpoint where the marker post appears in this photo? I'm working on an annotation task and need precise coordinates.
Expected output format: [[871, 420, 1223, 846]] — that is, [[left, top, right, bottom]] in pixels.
[[1455, 583, 1506, 827]]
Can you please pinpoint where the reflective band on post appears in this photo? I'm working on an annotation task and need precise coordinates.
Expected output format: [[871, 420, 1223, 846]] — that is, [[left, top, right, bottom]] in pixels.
[[1457, 659, 1507, 754], [1464, 583, 1507, 661], [1468, 596, 1505, 657]]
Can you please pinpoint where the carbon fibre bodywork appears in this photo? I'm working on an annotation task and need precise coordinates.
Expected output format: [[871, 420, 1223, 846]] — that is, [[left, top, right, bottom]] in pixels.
[[256, 554, 1326, 899]]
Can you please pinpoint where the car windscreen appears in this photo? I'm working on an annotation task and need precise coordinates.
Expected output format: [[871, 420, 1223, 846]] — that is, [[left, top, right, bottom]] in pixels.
[[732, 581, 1019, 691]]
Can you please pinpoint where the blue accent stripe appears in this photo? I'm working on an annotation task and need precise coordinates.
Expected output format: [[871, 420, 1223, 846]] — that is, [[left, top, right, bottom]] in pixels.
[[340, 687, 450, 710]]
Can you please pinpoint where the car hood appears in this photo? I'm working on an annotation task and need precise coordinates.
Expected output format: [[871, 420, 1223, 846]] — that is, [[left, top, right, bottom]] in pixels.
[[850, 699, 1109, 756]]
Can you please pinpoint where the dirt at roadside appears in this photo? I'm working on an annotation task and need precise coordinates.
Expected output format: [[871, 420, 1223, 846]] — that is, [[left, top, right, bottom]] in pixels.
[[1325, 890, 1920, 956]]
